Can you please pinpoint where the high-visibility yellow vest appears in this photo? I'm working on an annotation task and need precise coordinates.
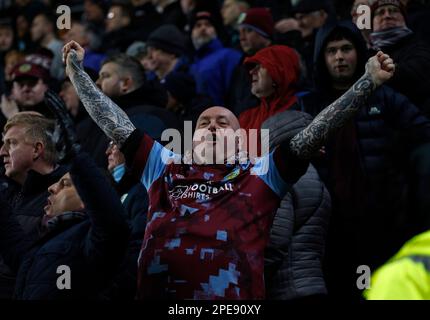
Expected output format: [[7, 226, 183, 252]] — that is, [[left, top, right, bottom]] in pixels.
[[365, 230, 430, 300]]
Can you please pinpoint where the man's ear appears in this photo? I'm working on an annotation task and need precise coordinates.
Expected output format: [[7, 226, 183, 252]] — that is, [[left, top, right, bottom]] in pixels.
[[33, 141, 44, 161], [120, 76, 133, 93]]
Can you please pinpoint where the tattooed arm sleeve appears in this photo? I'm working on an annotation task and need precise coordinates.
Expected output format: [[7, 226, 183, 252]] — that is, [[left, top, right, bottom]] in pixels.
[[289, 72, 376, 159], [67, 50, 135, 147]]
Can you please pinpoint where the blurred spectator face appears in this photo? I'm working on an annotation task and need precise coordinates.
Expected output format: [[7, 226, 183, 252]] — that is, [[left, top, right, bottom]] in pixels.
[[324, 39, 357, 84], [295, 10, 327, 38], [0, 125, 37, 184], [180, 0, 195, 15], [105, 141, 125, 172], [0, 26, 14, 52], [140, 52, 156, 72], [221, 0, 242, 26], [84, 0, 105, 23], [65, 23, 89, 47], [193, 107, 242, 164], [60, 80, 80, 118], [147, 47, 175, 73], [239, 27, 270, 55], [4, 51, 25, 81], [16, 15, 29, 38], [12, 77, 48, 107], [31, 14, 49, 43], [373, 5, 406, 31], [249, 64, 275, 98], [106, 5, 130, 33], [45, 173, 84, 218], [191, 19, 217, 50], [96, 62, 124, 98]]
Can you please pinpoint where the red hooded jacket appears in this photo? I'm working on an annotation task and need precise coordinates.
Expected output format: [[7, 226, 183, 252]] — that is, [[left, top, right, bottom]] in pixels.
[[238, 45, 301, 130]]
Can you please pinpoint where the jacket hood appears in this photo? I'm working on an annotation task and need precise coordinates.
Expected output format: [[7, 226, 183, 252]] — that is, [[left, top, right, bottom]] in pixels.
[[392, 230, 430, 259], [313, 20, 368, 92], [244, 45, 300, 111]]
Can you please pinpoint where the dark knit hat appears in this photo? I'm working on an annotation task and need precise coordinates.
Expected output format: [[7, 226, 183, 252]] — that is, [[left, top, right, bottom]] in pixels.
[[190, 10, 224, 36], [146, 25, 186, 57], [371, 0, 407, 19], [238, 8, 274, 39], [163, 72, 196, 105]]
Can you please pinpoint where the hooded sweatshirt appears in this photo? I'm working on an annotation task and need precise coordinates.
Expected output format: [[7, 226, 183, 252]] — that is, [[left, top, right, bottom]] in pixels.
[[298, 20, 430, 278], [238, 45, 300, 131]]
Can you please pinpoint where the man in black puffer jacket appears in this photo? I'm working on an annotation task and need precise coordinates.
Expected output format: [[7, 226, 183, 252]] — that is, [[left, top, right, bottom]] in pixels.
[[0, 151, 129, 299], [262, 111, 331, 300], [297, 20, 430, 299]]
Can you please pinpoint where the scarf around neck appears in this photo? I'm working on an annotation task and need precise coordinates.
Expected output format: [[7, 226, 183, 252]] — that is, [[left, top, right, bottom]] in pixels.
[[370, 26, 413, 50]]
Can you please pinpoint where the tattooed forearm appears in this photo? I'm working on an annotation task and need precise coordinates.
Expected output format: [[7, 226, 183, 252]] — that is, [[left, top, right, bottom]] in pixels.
[[289, 72, 376, 159], [67, 50, 135, 146]]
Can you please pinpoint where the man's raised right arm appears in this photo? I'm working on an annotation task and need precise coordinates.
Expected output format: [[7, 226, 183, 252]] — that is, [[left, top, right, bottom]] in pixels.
[[63, 41, 135, 147]]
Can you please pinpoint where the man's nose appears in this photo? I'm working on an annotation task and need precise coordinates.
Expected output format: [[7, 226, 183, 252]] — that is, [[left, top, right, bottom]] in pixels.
[[48, 183, 59, 194], [21, 84, 32, 91], [249, 65, 258, 76], [0, 144, 7, 156], [335, 50, 344, 60], [208, 121, 217, 132], [382, 9, 394, 19]]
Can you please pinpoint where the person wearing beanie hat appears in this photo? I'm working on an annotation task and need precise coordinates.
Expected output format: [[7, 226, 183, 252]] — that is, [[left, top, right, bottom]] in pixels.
[[371, 0, 408, 33], [189, 10, 242, 105], [239, 7, 274, 40], [146, 24, 189, 81], [369, 0, 430, 118], [238, 7, 274, 56], [7, 60, 51, 117], [292, 0, 331, 38], [147, 24, 186, 57]]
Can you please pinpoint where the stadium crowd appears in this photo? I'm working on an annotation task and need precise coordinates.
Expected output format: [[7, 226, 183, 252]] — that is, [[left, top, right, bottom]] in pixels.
[[0, 0, 430, 300]]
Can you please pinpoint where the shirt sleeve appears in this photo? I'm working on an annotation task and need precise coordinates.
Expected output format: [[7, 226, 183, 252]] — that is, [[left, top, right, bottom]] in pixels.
[[121, 129, 181, 191], [251, 144, 309, 198]]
